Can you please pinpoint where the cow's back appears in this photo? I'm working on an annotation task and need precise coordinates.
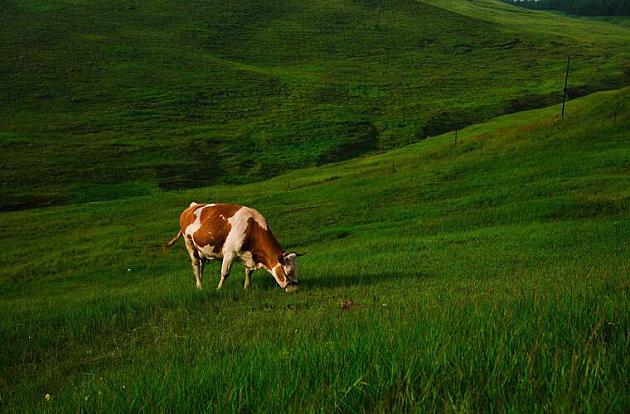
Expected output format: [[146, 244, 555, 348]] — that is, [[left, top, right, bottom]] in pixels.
[[180, 202, 243, 257]]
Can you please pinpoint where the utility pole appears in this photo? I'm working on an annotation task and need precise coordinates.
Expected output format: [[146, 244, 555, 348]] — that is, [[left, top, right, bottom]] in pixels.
[[561, 55, 571, 119]]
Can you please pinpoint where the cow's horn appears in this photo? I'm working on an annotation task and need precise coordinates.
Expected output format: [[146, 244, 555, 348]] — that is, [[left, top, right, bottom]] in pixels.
[[294, 251, 308, 257]]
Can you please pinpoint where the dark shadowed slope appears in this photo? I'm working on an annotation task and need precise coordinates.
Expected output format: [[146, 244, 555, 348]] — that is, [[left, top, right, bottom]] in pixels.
[[1, 0, 629, 209]]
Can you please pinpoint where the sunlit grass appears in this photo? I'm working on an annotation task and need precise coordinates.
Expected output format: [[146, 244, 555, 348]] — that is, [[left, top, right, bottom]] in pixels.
[[1, 88, 629, 412]]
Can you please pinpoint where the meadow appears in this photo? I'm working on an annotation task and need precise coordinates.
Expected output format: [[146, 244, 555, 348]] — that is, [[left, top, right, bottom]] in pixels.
[[1, 86, 628, 412], [2, 0, 630, 209]]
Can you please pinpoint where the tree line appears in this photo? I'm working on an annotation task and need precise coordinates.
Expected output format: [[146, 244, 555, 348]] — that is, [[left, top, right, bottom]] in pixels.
[[503, 0, 630, 16]]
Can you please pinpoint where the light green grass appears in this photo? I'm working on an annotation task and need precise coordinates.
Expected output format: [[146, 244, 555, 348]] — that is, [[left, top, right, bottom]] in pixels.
[[1, 88, 628, 412], [1, 0, 630, 209]]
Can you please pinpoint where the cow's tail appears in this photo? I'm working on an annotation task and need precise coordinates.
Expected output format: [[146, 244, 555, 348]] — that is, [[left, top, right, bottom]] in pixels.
[[164, 230, 182, 249]]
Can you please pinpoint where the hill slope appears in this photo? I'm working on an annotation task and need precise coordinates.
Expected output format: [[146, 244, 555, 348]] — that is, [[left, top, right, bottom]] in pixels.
[[2, 0, 630, 209], [1, 88, 628, 411]]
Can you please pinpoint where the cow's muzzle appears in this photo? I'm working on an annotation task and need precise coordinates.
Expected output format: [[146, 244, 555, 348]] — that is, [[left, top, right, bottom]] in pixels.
[[284, 280, 298, 293]]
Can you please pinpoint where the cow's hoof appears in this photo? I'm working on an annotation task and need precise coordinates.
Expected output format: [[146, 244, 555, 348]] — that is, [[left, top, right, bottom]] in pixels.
[[285, 285, 298, 293]]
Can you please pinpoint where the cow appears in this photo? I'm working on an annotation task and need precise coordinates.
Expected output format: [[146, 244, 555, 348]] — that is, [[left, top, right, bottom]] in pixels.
[[165, 202, 305, 292]]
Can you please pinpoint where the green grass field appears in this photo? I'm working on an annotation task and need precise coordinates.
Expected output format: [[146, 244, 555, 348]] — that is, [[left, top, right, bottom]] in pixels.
[[1, 85, 628, 412], [2, 0, 630, 209]]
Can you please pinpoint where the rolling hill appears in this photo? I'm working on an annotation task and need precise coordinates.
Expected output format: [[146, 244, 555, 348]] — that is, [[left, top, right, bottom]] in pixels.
[[1, 86, 628, 412], [2, 1, 629, 410], [1, 0, 630, 210]]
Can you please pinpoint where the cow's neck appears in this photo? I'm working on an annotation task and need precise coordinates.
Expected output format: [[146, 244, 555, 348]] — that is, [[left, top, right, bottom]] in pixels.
[[259, 240, 284, 271], [249, 226, 283, 269], [241, 217, 289, 287], [250, 228, 289, 287]]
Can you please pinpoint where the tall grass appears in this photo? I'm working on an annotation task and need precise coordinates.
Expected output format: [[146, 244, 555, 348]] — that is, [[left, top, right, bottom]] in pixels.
[[1, 88, 629, 411]]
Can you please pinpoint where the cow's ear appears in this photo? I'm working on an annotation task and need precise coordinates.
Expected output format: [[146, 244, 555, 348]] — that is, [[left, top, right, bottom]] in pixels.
[[278, 254, 285, 265]]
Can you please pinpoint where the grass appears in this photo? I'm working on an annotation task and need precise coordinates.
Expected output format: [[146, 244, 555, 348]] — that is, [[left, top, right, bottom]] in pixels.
[[1, 0, 630, 209], [1, 87, 628, 412]]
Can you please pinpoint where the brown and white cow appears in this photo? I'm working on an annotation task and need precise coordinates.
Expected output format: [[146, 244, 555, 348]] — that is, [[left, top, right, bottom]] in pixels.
[[166, 202, 304, 292]]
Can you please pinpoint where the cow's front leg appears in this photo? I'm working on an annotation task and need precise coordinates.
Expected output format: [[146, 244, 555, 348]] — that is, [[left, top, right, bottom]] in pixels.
[[217, 253, 235, 290], [244, 268, 253, 289]]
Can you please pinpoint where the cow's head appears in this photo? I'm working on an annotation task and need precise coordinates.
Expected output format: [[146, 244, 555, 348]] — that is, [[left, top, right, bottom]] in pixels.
[[278, 251, 307, 292]]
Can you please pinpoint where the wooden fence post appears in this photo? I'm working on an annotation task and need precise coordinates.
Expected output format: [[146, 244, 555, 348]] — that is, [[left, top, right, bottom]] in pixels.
[[561, 55, 571, 119]]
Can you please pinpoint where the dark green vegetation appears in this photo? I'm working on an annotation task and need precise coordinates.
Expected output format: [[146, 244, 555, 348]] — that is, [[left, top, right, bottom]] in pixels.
[[505, 0, 630, 16], [2, 0, 630, 210], [1, 86, 629, 412]]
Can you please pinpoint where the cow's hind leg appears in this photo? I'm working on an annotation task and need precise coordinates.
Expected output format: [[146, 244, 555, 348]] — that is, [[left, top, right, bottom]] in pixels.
[[244, 268, 253, 289], [217, 253, 235, 290], [199, 258, 206, 286], [184, 236, 203, 289]]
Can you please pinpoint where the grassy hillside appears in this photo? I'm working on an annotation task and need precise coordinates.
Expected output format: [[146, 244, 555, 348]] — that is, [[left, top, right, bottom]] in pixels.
[[2, 0, 630, 209], [1, 88, 628, 412]]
